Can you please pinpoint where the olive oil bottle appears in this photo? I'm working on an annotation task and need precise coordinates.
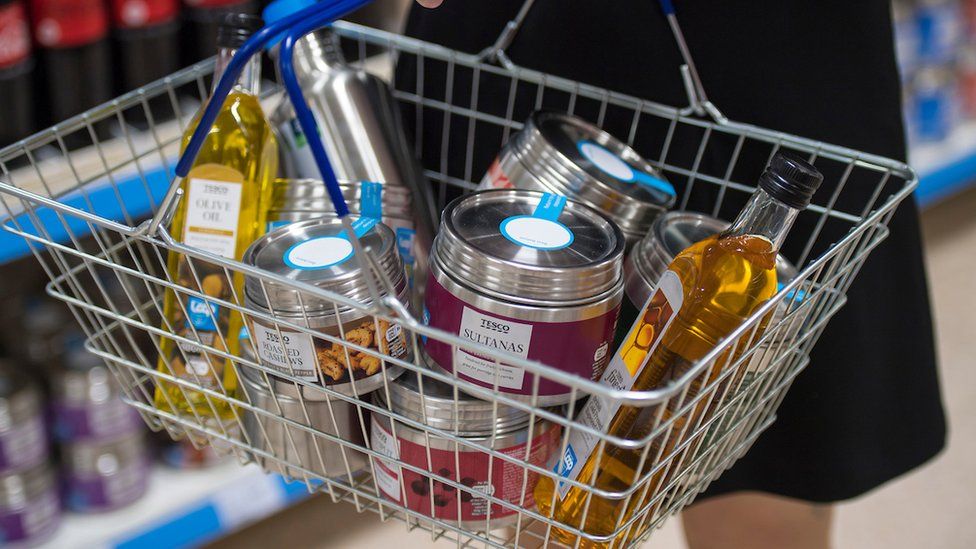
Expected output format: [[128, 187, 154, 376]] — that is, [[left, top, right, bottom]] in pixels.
[[153, 14, 277, 419], [535, 154, 823, 547]]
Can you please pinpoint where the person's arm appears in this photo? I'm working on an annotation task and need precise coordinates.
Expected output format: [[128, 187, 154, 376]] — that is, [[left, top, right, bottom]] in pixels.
[[416, 0, 442, 7]]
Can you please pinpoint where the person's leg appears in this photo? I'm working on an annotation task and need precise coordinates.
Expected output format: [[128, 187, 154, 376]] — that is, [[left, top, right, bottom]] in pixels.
[[681, 492, 833, 549]]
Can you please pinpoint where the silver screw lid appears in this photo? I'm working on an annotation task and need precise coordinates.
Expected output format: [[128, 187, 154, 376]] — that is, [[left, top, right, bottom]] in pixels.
[[269, 178, 413, 221], [0, 463, 55, 506], [377, 365, 531, 437], [0, 362, 42, 433], [435, 190, 625, 305], [512, 112, 675, 235], [243, 218, 404, 315]]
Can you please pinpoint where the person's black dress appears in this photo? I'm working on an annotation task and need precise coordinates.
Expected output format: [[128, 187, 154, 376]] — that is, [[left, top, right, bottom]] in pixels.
[[397, 0, 946, 503]]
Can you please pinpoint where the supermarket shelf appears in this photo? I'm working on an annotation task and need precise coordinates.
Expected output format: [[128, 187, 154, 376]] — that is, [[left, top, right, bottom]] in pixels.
[[45, 462, 311, 549], [912, 121, 976, 207]]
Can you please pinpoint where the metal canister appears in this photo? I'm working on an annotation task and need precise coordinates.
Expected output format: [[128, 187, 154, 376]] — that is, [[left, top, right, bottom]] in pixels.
[[621, 212, 804, 372], [478, 111, 676, 247], [371, 370, 560, 531], [0, 464, 60, 545], [51, 340, 143, 442], [266, 178, 427, 296], [0, 364, 48, 475], [238, 365, 368, 482], [242, 218, 410, 397], [423, 190, 624, 405], [61, 432, 149, 512]]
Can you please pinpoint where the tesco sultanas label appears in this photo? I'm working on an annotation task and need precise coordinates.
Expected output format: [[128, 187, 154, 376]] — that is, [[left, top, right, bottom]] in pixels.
[[0, 1, 31, 69], [108, 0, 178, 28], [183, 178, 242, 259], [456, 307, 532, 390], [30, 0, 108, 48]]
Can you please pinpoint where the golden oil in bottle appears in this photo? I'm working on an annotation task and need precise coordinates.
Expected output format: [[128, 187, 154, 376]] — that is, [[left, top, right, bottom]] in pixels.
[[534, 154, 823, 547], [153, 16, 277, 420]]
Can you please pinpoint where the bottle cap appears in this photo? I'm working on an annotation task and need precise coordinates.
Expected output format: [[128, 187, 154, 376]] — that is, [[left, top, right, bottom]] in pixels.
[[758, 153, 824, 209], [262, 0, 318, 50], [216, 13, 263, 50]]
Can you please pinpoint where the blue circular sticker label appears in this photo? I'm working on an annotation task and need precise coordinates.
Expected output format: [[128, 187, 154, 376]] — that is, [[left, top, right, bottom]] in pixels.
[[283, 236, 354, 270], [499, 215, 574, 250], [577, 139, 676, 196]]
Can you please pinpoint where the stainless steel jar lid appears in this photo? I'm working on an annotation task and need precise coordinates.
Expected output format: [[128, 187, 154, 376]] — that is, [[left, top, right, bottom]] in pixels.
[[376, 368, 531, 437], [61, 432, 145, 475], [0, 363, 41, 432], [269, 179, 413, 220], [0, 463, 55, 507], [54, 342, 118, 406], [511, 112, 675, 235], [243, 218, 404, 315], [435, 190, 624, 304]]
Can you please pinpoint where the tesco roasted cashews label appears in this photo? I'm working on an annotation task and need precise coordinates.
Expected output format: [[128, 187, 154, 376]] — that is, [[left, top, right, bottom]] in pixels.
[[250, 322, 318, 381]]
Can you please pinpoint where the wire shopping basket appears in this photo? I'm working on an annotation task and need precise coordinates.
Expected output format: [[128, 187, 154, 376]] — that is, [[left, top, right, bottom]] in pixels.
[[0, 1, 915, 546]]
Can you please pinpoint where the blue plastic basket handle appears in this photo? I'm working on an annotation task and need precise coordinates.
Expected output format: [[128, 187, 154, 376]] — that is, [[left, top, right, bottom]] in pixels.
[[174, 0, 370, 219]]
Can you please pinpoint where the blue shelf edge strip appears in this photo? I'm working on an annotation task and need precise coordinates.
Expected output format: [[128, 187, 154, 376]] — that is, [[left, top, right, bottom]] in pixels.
[[114, 474, 313, 549], [0, 167, 172, 264], [917, 151, 976, 207]]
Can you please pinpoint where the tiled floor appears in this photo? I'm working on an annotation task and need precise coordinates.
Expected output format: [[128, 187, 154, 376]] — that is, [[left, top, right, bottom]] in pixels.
[[213, 189, 976, 548]]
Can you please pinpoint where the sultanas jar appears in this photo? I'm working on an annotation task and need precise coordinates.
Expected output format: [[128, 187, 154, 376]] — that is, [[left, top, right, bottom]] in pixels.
[[243, 218, 410, 396], [61, 432, 149, 512], [478, 111, 676, 248], [424, 190, 624, 405], [0, 364, 48, 475], [371, 370, 560, 530], [51, 341, 143, 442], [0, 464, 60, 545], [265, 178, 427, 290]]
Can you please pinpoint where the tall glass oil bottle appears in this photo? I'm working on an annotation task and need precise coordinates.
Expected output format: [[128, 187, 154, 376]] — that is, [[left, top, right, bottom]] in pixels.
[[535, 154, 823, 547], [153, 13, 277, 419]]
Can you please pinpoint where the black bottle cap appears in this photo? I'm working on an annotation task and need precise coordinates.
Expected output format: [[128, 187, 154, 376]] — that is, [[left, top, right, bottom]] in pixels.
[[758, 153, 824, 209], [216, 13, 263, 49]]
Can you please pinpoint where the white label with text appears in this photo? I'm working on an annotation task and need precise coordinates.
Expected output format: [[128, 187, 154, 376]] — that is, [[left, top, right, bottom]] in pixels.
[[250, 322, 318, 381], [371, 417, 401, 500], [184, 179, 242, 259], [455, 307, 532, 390]]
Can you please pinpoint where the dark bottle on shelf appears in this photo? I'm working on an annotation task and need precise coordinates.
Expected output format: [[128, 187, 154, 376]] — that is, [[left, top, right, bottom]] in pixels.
[[109, 0, 180, 127], [0, 0, 34, 148], [180, 0, 256, 65], [110, 0, 180, 91], [30, 0, 113, 147]]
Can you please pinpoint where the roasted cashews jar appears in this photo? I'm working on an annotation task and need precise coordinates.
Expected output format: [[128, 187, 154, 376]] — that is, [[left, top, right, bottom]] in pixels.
[[370, 370, 561, 530], [242, 217, 410, 396], [478, 111, 676, 248], [423, 190, 625, 405]]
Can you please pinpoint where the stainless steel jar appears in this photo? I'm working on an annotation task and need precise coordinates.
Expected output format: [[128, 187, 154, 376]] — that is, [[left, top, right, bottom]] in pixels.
[[51, 340, 143, 442], [478, 111, 676, 247], [0, 364, 48, 474], [371, 370, 560, 531], [242, 218, 410, 397], [61, 432, 149, 512], [424, 190, 624, 405], [0, 464, 60, 545], [265, 178, 427, 294], [238, 365, 368, 482]]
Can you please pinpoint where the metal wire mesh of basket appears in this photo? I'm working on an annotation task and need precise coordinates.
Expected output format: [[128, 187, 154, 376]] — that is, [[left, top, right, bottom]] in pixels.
[[0, 13, 915, 549]]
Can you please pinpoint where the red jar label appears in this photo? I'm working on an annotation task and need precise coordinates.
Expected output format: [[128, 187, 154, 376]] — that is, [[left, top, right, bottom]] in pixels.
[[423, 273, 619, 401], [372, 418, 560, 523], [109, 0, 178, 28], [30, 0, 108, 48], [0, 0, 31, 68]]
